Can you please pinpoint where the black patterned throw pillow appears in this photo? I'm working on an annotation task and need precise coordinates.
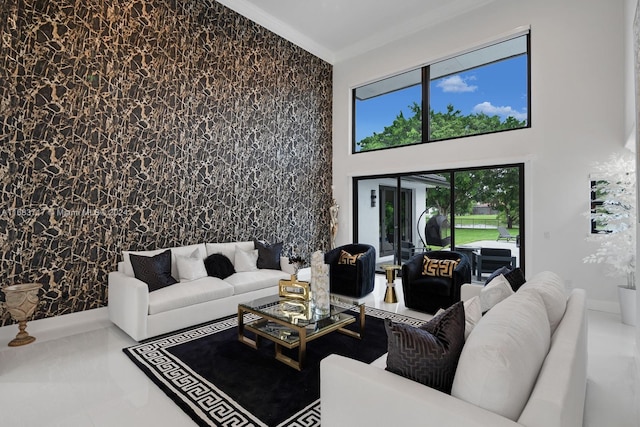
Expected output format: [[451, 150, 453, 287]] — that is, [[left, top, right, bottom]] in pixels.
[[385, 301, 465, 394], [129, 249, 178, 292], [485, 266, 526, 291], [254, 239, 283, 270], [484, 265, 513, 286], [505, 267, 526, 291]]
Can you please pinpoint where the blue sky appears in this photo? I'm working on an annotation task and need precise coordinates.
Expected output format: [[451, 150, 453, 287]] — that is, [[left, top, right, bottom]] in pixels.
[[355, 55, 528, 141]]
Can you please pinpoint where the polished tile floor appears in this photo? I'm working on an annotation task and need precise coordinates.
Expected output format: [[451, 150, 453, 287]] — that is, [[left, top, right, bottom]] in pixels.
[[0, 276, 638, 426]]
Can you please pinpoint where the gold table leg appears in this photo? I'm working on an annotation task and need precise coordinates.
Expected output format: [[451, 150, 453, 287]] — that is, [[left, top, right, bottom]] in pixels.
[[337, 303, 365, 339], [239, 303, 364, 371]]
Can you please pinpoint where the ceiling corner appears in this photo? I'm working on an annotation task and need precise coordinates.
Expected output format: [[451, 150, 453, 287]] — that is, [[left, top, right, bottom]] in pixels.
[[215, 0, 336, 64]]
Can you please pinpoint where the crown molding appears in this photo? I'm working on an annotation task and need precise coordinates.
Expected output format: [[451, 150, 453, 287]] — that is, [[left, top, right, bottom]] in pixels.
[[216, 0, 336, 64], [334, 0, 495, 62]]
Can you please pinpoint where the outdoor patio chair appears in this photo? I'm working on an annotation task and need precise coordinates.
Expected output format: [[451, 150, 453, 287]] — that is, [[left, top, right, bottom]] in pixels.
[[474, 247, 516, 281], [425, 214, 451, 248], [497, 226, 516, 241]]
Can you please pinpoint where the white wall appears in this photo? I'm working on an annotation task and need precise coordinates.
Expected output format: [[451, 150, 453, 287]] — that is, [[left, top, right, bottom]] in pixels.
[[624, 0, 640, 355], [356, 179, 382, 253], [332, 0, 628, 310]]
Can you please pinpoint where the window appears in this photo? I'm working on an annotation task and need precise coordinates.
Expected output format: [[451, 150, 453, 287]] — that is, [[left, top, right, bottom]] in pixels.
[[590, 180, 611, 234], [353, 32, 530, 153], [354, 70, 422, 151]]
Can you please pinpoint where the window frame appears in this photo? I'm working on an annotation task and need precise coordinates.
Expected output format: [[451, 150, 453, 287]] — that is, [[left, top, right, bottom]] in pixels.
[[352, 162, 526, 274], [352, 31, 531, 154], [590, 179, 612, 234]]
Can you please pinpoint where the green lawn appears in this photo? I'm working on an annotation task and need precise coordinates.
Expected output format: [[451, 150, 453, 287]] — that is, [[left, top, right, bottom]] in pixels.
[[451, 214, 519, 246], [453, 228, 519, 246]]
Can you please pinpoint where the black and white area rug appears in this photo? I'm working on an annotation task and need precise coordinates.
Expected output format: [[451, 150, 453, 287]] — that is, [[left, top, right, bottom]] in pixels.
[[123, 307, 425, 427]]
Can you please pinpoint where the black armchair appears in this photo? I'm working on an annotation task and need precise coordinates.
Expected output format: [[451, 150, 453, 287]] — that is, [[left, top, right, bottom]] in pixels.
[[401, 250, 471, 314], [325, 244, 376, 298]]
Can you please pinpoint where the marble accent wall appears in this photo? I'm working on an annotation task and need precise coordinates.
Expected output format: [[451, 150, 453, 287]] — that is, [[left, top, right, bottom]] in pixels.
[[0, 0, 333, 325]]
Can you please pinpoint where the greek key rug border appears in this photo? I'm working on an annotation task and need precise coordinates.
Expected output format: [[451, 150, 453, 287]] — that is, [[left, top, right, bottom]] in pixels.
[[124, 306, 425, 427]]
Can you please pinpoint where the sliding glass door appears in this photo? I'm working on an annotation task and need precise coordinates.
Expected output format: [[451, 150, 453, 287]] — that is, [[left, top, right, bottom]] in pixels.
[[354, 164, 524, 279]]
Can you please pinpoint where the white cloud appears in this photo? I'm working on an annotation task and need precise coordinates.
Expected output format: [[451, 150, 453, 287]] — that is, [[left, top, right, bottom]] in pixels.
[[436, 75, 477, 93], [472, 101, 527, 121]]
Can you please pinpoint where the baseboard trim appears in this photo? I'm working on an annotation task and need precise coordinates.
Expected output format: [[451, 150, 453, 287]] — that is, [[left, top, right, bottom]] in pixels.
[[587, 299, 620, 314], [0, 307, 110, 346]]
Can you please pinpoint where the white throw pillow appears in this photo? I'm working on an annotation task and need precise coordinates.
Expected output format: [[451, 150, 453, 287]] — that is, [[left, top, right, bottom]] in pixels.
[[479, 274, 514, 312], [518, 271, 567, 334], [435, 296, 482, 340], [463, 296, 482, 339], [175, 249, 208, 282], [235, 247, 259, 272], [451, 291, 551, 421]]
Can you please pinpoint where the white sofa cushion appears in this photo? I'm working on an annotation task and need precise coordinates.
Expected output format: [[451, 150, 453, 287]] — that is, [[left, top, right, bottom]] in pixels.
[[451, 290, 551, 421], [148, 276, 234, 315], [479, 274, 514, 312], [518, 271, 567, 334], [225, 270, 290, 294], [518, 289, 587, 427]]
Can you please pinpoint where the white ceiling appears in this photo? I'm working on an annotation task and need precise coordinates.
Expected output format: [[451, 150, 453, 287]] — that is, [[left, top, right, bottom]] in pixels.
[[216, 0, 497, 64]]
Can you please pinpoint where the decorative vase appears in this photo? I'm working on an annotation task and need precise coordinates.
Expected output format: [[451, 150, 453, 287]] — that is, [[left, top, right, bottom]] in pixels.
[[617, 285, 637, 326], [310, 251, 330, 316], [278, 275, 311, 301], [3, 283, 42, 346]]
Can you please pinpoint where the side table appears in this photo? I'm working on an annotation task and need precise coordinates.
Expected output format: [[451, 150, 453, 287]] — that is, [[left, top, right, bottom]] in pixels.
[[380, 264, 402, 303]]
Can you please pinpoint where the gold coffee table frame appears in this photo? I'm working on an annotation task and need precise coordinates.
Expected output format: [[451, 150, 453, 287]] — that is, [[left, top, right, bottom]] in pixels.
[[238, 295, 365, 371]]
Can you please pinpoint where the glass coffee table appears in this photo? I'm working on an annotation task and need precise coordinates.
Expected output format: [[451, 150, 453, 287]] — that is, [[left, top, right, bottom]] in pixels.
[[238, 294, 365, 370]]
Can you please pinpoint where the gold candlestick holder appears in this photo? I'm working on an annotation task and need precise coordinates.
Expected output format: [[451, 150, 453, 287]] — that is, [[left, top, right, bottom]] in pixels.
[[3, 283, 42, 347]]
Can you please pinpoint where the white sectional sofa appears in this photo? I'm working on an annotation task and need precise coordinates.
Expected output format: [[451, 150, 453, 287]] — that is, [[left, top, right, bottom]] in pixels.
[[108, 241, 294, 341], [321, 271, 587, 427]]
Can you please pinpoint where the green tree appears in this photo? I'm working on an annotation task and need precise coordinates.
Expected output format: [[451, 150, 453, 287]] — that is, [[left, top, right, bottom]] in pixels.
[[476, 168, 520, 228], [357, 103, 527, 150], [359, 103, 523, 229], [425, 170, 483, 218], [357, 102, 422, 151], [430, 105, 526, 140]]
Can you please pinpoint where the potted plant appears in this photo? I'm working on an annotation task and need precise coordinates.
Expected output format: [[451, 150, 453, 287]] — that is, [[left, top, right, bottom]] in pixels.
[[584, 152, 636, 326]]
